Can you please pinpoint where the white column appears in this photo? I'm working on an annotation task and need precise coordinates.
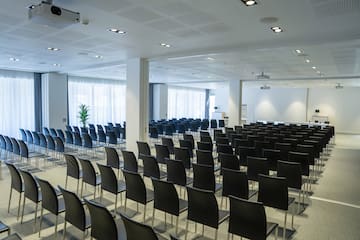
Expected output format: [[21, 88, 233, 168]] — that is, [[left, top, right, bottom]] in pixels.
[[228, 80, 243, 127], [126, 58, 149, 152], [153, 84, 168, 121], [41, 73, 68, 129]]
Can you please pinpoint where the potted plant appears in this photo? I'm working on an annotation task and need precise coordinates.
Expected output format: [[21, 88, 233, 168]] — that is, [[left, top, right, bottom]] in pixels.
[[78, 104, 89, 128]]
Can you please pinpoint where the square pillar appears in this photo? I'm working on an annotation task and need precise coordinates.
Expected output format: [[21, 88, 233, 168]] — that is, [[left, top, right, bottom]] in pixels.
[[126, 58, 149, 152], [228, 80, 243, 127]]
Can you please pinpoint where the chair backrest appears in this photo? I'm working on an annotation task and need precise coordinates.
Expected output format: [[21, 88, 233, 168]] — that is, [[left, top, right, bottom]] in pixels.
[[65, 130, 74, 144], [229, 196, 267, 240], [4, 136, 13, 152], [258, 174, 289, 211], [25, 130, 33, 144], [277, 160, 302, 190], [11, 138, 20, 155], [85, 199, 118, 240], [142, 155, 161, 179], [196, 150, 214, 167], [97, 164, 118, 194], [82, 133, 93, 148], [275, 142, 292, 161], [56, 129, 65, 142], [174, 147, 191, 169], [137, 141, 151, 159], [37, 178, 59, 214], [0, 135, 6, 149], [179, 139, 194, 157], [20, 170, 40, 202], [50, 128, 58, 137], [18, 140, 29, 158], [78, 158, 97, 185], [38, 133, 47, 148], [20, 129, 27, 142], [296, 144, 315, 165], [6, 163, 23, 193], [73, 132, 82, 146], [183, 134, 195, 149], [54, 137, 65, 153], [122, 170, 147, 204], [89, 128, 98, 141], [155, 144, 170, 164], [288, 151, 310, 176], [166, 159, 187, 186], [73, 126, 80, 133], [98, 130, 106, 143], [122, 150, 138, 173], [192, 163, 216, 192], [152, 178, 181, 216], [81, 127, 88, 135], [161, 137, 174, 154], [219, 153, 240, 173], [66, 125, 73, 132], [200, 135, 213, 145], [64, 154, 81, 179], [222, 168, 249, 199], [247, 156, 269, 181], [197, 141, 213, 152], [217, 144, 234, 155], [31, 131, 40, 145], [43, 127, 50, 136], [108, 131, 117, 145], [59, 186, 88, 231], [105, 147, 121, 169], [120, 213, 158, 240], [46, 135, 55, 150], [187, 187, 220, 229]]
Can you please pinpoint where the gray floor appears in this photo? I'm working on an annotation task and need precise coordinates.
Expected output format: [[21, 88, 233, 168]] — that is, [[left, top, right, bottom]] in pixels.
[[0, 134, 359, 239]]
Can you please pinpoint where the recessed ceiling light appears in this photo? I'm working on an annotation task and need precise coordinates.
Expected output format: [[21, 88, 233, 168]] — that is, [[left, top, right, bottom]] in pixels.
[[241, 0, 257, 6], [305, 59, 310, 63], [53, 63, 60, 67], [94, 55, 103, 59], [108, 28, 126, 34], [9, 57, 19, 62], [160, 43, 171, 48], [271, 26, 283, 33], [295, 49, 302, 54], [316, 70, 321, 74], [207, 57, 215, 61], [47, 47, 60, 51], [312, 66, 317, 69]]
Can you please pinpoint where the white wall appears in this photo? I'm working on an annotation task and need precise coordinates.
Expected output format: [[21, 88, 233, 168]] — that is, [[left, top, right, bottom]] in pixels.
[[243, 87, 307, 123], [214, 84, 229, 114], [41, 73, 68, 129], [308, 87, 360, 133], [153, 84, 168, 121]]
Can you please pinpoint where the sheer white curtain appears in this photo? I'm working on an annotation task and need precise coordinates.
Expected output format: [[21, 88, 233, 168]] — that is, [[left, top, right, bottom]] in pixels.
[[0, 69, 35, 138], [68, 76, 126, 126], [168, 86, 206, 119]]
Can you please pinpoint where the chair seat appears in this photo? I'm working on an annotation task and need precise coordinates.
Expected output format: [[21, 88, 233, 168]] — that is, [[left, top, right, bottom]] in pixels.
[[218, 209, 229, 225], [0, 221, 9, 234], [289, 197, 296, 206], [146, 189, 155, 203], [215, 183, 222, 193], [57, 198, 66, 214], [179, 198, 188, 214], [266, 222, 279, 237], [186, 177, 193, 185], [214, 165, 221, 172], [1, 233, 22, 240], [159, 171, 167, 179], [116, 181, 126, 194], [95, 175, 101, 186], [248, 189, 257, 199]]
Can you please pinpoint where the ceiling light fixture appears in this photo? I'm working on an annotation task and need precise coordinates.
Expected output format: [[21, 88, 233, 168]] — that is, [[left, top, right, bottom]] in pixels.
[[295, 49, 302, 54], [260, 84, 271, 90], [53, 63, 60, 67], [305, 59, 310, 63], [271, 26, 283, 33], [160, 43, 171, 48], [335, 83, 344, 89], [47, 47, 60, 51], [9, 57, 20, 62], [207, 57, 215, 61], [312, 66, 317, 69], [316, 70, 321, 74], [108, 28, 126, 34], [94, 55, 103, 59], [241, 0, 257, 6]]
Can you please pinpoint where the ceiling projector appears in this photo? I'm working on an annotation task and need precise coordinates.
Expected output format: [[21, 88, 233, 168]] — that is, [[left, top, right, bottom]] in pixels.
[[28, 1, 80, 28]]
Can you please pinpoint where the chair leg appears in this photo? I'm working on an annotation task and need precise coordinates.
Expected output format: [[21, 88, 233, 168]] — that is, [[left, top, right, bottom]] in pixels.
[[176, 216, 179, 236], [65, 175, 68, 189], [124, 198, 127, 214], [76, 179, 80, 194], [165, 212, 167, 229], [115, 194, 118, 215], [81, 181, 84, 197], [275, 226, 278, 240], [21, 197, 26, 223], [152, 208, 155, 227], [185, 220, 189, 240], [143, 205, 146, 223], [8, 188, 12, 213], [63, 221, 67, 240], [202, 225, 204, 236], [55, 214, 59, 237], [215, 228, 218, 240], [93, 186, 96, 199], [17, 192, 22, 220], [283, 211, 287, 240], [34, 202, 39, 228], [298, 191, 301, 214], [39, 206, 43, 237]]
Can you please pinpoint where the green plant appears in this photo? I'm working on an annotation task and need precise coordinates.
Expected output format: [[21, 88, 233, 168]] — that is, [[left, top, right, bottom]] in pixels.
[[78, 104, 89, 128]]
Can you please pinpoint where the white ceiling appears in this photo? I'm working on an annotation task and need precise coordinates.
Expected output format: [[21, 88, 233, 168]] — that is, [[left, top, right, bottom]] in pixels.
[[0, 0, 359, 87]]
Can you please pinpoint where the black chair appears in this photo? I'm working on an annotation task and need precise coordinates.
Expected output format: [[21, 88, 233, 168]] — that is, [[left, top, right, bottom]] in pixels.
[[237, 146, 257, 166], [275, 143, 292, 161], [155, 144, 170, 165], [174, 147, 191, 169], [43, 127, 50, 136], [73, 126, 80, 134], [277, 161, 304, 213], [59, 186, 91, 239], [25, 130, 34, 146], [98, 130, 107, 144], [151, 179, 188, 235], [64, 154, 82, 194], [65, 130, 74, 144], [216, 137, 229, 145], [263, 149, 281, 171], [108, 131, 118, 145], [32, 131, 40, 150], [192, 163, 222, 192], [258, 174, 295, 240], [84, 199, 125, 240], [120, 213, 159, 240], [97, 164, 126, 213], [5, 163, 24, 220], [89, 128, 98, 141], [37, 178, 65, 237], [78, 158, 101, 199], [20, 129, 27, 142], [183, 134, 195, 150], [82, 133, 93, 149], [73, 132, 82, 147], [122, 150, 140, 173], [200, 135, 213, 145], [56, 129, 66, 142], [197, 141, 213, 152], [222, 168, 256, 204], [179, 139, 194, 158], [19, 170, 42, 227], [288, 151, 310, 191], [4, 136, 13, 158], [11, 138, 20, 159], [122, 170, 154, 222], [216, 144, 233, 155], [186, 187, 229, 240], [49, 128, 57, 137], [196, 149, 220, 172], [105, 147, 123, 178], [166, 159, 193, 187], [137, 141, 151, 160], [161, 137, 174, 154], [219, 153, 240, 174], [247, 156, 269, 182], [228, 196, 278, 240], [142, 155, 167, 180]]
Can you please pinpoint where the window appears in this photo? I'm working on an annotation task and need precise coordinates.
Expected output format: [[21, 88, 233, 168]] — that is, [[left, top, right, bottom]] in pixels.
[[68, 76, 126, 126], [167, 86, 206, 119], [0, 70, 35, 138]]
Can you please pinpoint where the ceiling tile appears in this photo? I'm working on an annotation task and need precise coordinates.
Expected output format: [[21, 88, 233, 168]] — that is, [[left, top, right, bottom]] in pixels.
[[118, 6, 163, 23]]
